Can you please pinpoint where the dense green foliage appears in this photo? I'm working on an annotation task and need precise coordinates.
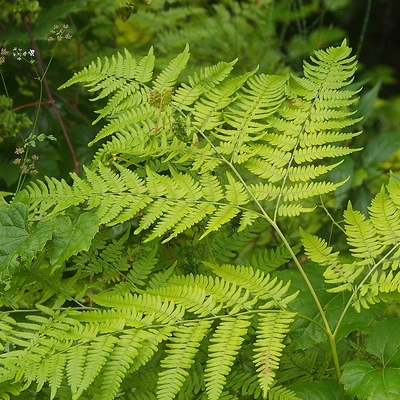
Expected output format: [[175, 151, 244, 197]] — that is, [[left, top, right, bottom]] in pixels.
[[2, 1, 400, 399]]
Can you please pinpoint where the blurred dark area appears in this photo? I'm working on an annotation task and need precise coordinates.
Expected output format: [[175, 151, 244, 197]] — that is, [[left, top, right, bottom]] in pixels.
[[332, 0, 400, 97]]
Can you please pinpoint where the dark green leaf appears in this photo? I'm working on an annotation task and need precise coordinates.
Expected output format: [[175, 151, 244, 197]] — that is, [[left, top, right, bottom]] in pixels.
[[342, 360, 400, 400], [291, 379, 342, 399], [278, 264, 334, 349], [334, 302, 385, 341], [0, 202, 29, 255], [48, 213, 99, 266], [355, 81, 381, 123], [366, 318, 400, 367], [363, 130, 400, 167]]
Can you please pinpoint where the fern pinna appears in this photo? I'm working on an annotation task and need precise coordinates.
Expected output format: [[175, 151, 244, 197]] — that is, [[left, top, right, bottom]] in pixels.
[[302, 174, 400, 314], [0, 41, 361, 399]]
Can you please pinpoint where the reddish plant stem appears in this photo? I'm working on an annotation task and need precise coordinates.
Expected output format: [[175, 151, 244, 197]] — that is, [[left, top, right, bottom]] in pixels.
[[23, 17, 80, 176], [0, 20, 8, 33], [12, 100, 53, 112]]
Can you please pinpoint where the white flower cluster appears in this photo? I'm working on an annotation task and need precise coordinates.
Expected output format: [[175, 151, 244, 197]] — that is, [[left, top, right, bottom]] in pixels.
[[12, 47, 35, 63], [0, 47, 36, 65]]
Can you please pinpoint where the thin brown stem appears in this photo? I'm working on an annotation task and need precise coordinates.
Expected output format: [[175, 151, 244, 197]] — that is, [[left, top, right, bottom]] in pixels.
[[12, 100, 53, 113], [0, 19, 7, 33]]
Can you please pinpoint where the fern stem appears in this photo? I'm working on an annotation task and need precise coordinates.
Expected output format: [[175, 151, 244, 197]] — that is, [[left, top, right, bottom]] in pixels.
[[179, 105, 344, 383], [270, 220, 344, 384], [333, 242, 400, 338], [227, 165, 344, 381], [223, 159, 343, 381], [319, 197, 346, 235]]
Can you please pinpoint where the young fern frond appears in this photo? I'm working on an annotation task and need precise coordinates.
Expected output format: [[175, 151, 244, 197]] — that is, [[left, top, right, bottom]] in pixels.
[[369, 186, 400, 246], [223, 371, 263, 398], [344, 202, 383, 264], [58, 47, 154, 92], [73, 335, 118, 399], [300, 227, 339, 267], [245, 243, 299, 273], [267, 384, 300, 400], [98, 329, 169, 400], [59, 47, 156, 144], [152, 44, 190, 94], [172, 59, 237, 111], [92, 104, 155, 145], [302, 175, 400, 312], [47, 353, 67, 398], [208, 263, 298, 309]]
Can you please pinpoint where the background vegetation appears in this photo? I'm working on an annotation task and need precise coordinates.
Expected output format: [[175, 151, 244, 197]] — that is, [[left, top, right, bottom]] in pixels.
[[1, 0, 400, 399]]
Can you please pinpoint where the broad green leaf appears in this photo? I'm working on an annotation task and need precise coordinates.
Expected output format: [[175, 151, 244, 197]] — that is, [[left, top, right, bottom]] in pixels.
[[341, 317, 400, 399], [0, 211, 99, 281], [0, 215, 59, 282], [48, 213, 100, 266], [341, 360, 400, 400], [334, 303, 385, 341], [0, 202, 29, 254], [354, 81, 381, 124], [277, 264, 333, 349], [363, 130, 400, 167], [366, 319, 400, 367], [291, 379, 342, 399], [0, 196, 10, 209]]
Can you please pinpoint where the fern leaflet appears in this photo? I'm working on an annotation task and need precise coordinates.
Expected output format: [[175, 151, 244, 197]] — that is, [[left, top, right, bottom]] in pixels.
[[254, 311, 296, 397], [205, 315, 252, 400]]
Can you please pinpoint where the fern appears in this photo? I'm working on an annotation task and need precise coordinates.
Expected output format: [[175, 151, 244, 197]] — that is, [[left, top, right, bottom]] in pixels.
[[152, 44, 190, 94], [98, 329, 164, 400], [245, 243, 301, 273], [267, 384, 300, 400], [58, 47, 155, 128], [2, 40, 366, 399]]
